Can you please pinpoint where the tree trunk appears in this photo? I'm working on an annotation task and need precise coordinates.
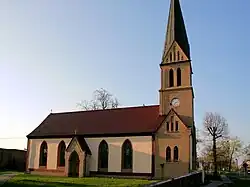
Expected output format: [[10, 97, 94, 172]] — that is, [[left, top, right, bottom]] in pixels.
[[228, 147, 234, 172], [213, 137, 218, 176]]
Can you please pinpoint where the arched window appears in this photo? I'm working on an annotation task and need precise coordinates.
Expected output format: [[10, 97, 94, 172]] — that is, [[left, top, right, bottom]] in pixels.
[[177, 68, 181, 86], [174, 146, 179, 161], [169, 52, 172, 62], [39, 141, 48, 167], [98, 140, 109, 170], [169, 69, 174, 87], [122, 139, 133, 170], [166, 146, 171, 162], [57, 141, 66, 167]]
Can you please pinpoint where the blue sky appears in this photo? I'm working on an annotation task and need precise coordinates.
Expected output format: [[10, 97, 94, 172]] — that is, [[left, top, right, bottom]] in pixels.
[[0, 0, 249, 150]]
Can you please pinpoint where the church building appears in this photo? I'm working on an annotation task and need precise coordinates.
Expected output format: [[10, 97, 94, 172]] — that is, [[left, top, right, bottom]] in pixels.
[[26, 0, 197, 179]]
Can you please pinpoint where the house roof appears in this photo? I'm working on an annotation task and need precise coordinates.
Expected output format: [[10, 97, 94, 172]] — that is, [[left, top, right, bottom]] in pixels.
[[27, 105, 166, 138]]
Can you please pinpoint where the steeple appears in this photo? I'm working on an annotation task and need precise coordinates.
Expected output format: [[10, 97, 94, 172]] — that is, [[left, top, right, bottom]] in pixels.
[[162, 0, 190, 63]]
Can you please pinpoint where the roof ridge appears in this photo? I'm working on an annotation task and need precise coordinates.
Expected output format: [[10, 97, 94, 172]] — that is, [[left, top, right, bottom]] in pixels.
[[51, 104, 159, 115]]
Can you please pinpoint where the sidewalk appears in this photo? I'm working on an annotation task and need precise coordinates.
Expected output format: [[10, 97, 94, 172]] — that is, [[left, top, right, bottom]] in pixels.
[[0, 173, 16, 186], [203, 181, 224, 187], [202, 175, 233, 187]]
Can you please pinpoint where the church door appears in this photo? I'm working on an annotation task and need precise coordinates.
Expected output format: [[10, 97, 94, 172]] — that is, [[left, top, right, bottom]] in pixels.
[[68, 151, 80, 177]]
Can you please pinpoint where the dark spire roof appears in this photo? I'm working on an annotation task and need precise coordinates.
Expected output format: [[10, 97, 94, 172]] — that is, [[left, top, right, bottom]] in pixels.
[[162, 0, 190, 60]]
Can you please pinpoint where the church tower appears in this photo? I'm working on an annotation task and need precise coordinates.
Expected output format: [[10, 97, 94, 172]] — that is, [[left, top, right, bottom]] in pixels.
[[159, 0, 194, 126]]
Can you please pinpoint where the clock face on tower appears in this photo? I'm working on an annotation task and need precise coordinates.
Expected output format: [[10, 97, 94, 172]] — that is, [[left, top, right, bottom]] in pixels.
[[171, 98, 180, 107]]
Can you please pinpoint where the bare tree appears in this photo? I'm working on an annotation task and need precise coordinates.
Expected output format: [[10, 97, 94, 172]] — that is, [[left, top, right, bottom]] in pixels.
[[77, 88, 119, 110], [203, 112, 228, 176]]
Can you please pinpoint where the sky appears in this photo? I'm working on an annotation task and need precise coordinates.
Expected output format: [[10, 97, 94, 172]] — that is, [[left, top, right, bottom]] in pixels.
[[0, 0, 250, 151]]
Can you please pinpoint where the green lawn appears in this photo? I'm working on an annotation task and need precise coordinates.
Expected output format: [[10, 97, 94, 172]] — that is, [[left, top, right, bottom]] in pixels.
[[230, 178, 250, 187], [3, 174, 155, 187], [0, 171, 23, 175]]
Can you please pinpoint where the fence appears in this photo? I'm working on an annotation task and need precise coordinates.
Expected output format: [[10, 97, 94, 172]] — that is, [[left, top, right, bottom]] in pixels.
[[144, 171, 203, 187]]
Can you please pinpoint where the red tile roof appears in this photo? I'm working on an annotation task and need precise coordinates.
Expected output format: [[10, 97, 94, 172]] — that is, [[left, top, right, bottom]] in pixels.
[[27, 105, 166, 138]]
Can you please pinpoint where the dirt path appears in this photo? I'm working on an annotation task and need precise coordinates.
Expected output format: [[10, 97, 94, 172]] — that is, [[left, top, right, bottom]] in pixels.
[[0, 174, 16, 186]]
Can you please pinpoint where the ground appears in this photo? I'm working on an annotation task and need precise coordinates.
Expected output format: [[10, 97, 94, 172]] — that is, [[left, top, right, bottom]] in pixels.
[[2, 174, 155, 187]]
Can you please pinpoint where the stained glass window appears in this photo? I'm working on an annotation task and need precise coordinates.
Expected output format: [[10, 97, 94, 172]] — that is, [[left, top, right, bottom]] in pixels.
[[39, 141, 48, 166], [122, 139, 133, 170], [58, 141, 66, 167], [98, 140, 108, 169]]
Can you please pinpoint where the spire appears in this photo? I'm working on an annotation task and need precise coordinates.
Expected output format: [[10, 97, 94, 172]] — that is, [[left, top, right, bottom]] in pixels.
[[162, 0, 190, 62]]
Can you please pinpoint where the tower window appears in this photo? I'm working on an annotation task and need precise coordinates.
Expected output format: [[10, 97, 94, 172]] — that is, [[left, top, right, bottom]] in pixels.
[[169, 69, 174, 87], [171, 116, 174, 131], [175, 121, 179, 131], [166, 122, 169, 131], [174, 146, 179, 161], [177, 51, 180, 61], [169, 52, 172, 62], [177, 68, 181, 86], [173, 47, 176, 61], [166, 146, 171, 162]]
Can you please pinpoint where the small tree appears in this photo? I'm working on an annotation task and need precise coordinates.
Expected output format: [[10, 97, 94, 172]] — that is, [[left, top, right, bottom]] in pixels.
[[77, 88, 119, 110], [203, 112, 228, 176], [227, 137, 242, 172]]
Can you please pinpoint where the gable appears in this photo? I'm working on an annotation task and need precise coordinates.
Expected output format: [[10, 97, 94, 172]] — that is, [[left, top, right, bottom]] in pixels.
[[66, 136, 91, 155], [162, 41, 189, 64], [156, 109, 191, 134], [66, 137, 81, 153]]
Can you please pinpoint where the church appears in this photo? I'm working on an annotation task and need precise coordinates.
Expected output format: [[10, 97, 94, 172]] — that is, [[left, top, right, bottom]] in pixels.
[[26, 0, 197, 179]]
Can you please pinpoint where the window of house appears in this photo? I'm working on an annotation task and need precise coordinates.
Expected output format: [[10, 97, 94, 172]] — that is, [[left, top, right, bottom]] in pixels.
[[169, 52, 172, 62], [177, 68, 181, 86], [175, 121, 179, 131], [169, 69, 174, 87], [98, 140, 109, 170], [39, 141, 48, 167], [173, 46, 176, 60], [122, 139, 133, 170], [57, 141, 66, 167], [166, 146, 171, 162], [174, 146, 179, 161], [171, 116, 174, 131], [166, 122, 169, 131]]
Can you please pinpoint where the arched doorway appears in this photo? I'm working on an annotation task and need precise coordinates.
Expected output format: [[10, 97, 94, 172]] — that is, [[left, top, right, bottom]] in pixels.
[[68, 151, 80, 177]]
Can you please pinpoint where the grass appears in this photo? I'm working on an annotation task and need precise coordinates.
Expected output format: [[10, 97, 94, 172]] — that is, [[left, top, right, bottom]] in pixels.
[[3, 174, 155, 187], [0, 170, 23, 175], [230, 177, 250, 187]]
